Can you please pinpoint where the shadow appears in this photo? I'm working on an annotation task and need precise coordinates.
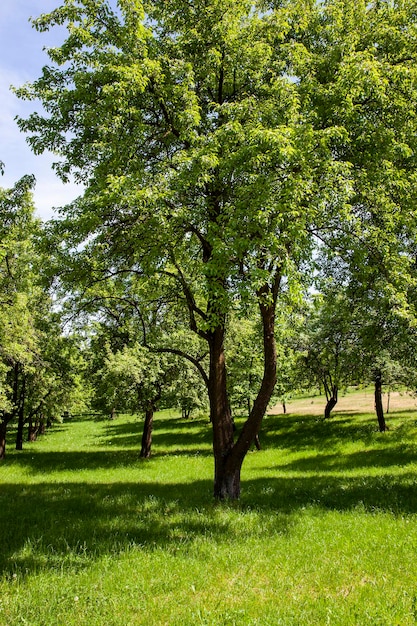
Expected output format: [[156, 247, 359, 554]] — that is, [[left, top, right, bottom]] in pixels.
[[3, 448, 147, 472], [0, 480, 209, 574], [240, 472, 417, 515], [266, 445, 416, 474], [2, 468, 417, 577], [3, 410, 417, 578], [102, 416, 213, 456], [260, 412, 390, 453]]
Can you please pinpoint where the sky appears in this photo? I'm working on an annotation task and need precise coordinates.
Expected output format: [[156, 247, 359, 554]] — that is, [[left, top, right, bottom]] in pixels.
[[0, 0, 82, 220]]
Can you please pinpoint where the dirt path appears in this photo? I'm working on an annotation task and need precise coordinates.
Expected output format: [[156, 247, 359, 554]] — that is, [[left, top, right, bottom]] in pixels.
[[270, 390, 417, 417]]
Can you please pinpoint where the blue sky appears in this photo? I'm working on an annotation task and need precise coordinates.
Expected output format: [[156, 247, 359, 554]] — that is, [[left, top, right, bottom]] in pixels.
[[0, 0, 82, 219]]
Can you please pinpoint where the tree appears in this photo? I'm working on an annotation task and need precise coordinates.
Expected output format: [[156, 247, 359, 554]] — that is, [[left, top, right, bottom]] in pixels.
[[296, 291, 361, 419], [0, 172, 87, 458], [15, 0, 417, 497], [0, 174, 40, 458]]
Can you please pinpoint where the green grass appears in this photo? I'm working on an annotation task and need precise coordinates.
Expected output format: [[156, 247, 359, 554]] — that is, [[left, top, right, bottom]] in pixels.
[[2, 407, 417, 624]]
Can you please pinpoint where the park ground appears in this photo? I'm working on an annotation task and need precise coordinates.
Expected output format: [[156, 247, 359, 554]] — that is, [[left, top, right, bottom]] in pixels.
[[1, 388, 417, 625]]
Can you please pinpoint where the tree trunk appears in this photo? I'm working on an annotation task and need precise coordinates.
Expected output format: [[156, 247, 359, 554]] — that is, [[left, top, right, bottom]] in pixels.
[[15, 410, 24, 450], [15, 377, 26, 450], [28, 418, 38, 442], [324, 385, 338, 419], [0, 420, 7, 460], [208, 326, 236, 499], [210, 291, 278, 499], [374, 370, 387, 432], [140, 405, 154, 459], [39, 414, 46, 435]]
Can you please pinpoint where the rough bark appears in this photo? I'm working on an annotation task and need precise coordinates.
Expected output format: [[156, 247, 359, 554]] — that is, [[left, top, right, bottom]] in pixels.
[[211, 291, 278, 499], [374, 370, 387, 432], [324, 385, 338, 419], [208, 326, 236, 498], [140, 405, 154, 458]]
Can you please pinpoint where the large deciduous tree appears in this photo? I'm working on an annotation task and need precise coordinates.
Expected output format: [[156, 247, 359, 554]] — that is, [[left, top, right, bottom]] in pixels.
[[16, 0, 417, 497]]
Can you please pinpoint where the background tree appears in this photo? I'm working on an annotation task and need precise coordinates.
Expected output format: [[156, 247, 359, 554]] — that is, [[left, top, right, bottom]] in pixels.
[[296, 291, 360, 418], [0, 174, 40, 458]]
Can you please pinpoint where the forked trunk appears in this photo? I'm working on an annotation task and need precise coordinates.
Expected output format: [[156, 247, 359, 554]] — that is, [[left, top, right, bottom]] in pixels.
[[374, 371, 387, 432], [324, 385, 338, 419], [210, 290, 278, 499], [140, 406, 154, 458]]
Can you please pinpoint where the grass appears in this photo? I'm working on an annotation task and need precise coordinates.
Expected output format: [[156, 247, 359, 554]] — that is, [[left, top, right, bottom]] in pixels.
[[1, 398, 417, 624]]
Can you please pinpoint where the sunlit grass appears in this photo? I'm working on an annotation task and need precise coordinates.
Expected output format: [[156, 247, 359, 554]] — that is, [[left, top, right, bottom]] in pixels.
[[1, 405, 417, 624]]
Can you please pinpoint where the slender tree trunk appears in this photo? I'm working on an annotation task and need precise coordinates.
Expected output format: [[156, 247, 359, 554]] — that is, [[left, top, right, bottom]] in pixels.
[[28, 415, 38, 442], [282, 401, 286, 414], [248, 397, 261, 450], [39, 414, 47, 435], [374, 370, 387, 432], [0, 420, 7, 460], [15, 409, 24, 450], [15, 377, 26, 450], [140, 405, 154, 458], [324, 385, 338, 419]]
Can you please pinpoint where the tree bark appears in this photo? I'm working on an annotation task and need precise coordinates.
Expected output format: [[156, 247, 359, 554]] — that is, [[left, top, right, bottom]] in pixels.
[[28, 418, 38, 442], [0, 420, 7, 460], [15, 409, 24, 450], [15, 377, 26, 450], [210, 290, 278, 499], [208, 326, 237, 498], [324, 385, 338, 419], [374, 370, 387, 432], [140, 405, 154, 458]]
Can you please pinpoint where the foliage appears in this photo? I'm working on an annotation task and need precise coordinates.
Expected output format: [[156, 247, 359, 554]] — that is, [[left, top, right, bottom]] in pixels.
[[13, 0, 417, 494], [0, 174, 87, 456]]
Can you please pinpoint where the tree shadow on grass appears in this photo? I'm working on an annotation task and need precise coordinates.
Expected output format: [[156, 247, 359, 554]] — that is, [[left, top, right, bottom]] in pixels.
[[265, 445, 416, 474], [3, 447, 149, 472], [241, 472, 417, 515], [260, 411, 415, 453], [102, 416, 212, 457], [2, 468, 417, 577], [3, 411, 417, 577]]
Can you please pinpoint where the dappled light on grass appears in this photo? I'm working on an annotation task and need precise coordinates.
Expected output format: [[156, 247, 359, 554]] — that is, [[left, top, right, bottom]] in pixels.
[[2, 407, 417, 624]]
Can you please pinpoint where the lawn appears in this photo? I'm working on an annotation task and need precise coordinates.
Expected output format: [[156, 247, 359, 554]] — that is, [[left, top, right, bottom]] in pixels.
[[1, 397, 417, 625]]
